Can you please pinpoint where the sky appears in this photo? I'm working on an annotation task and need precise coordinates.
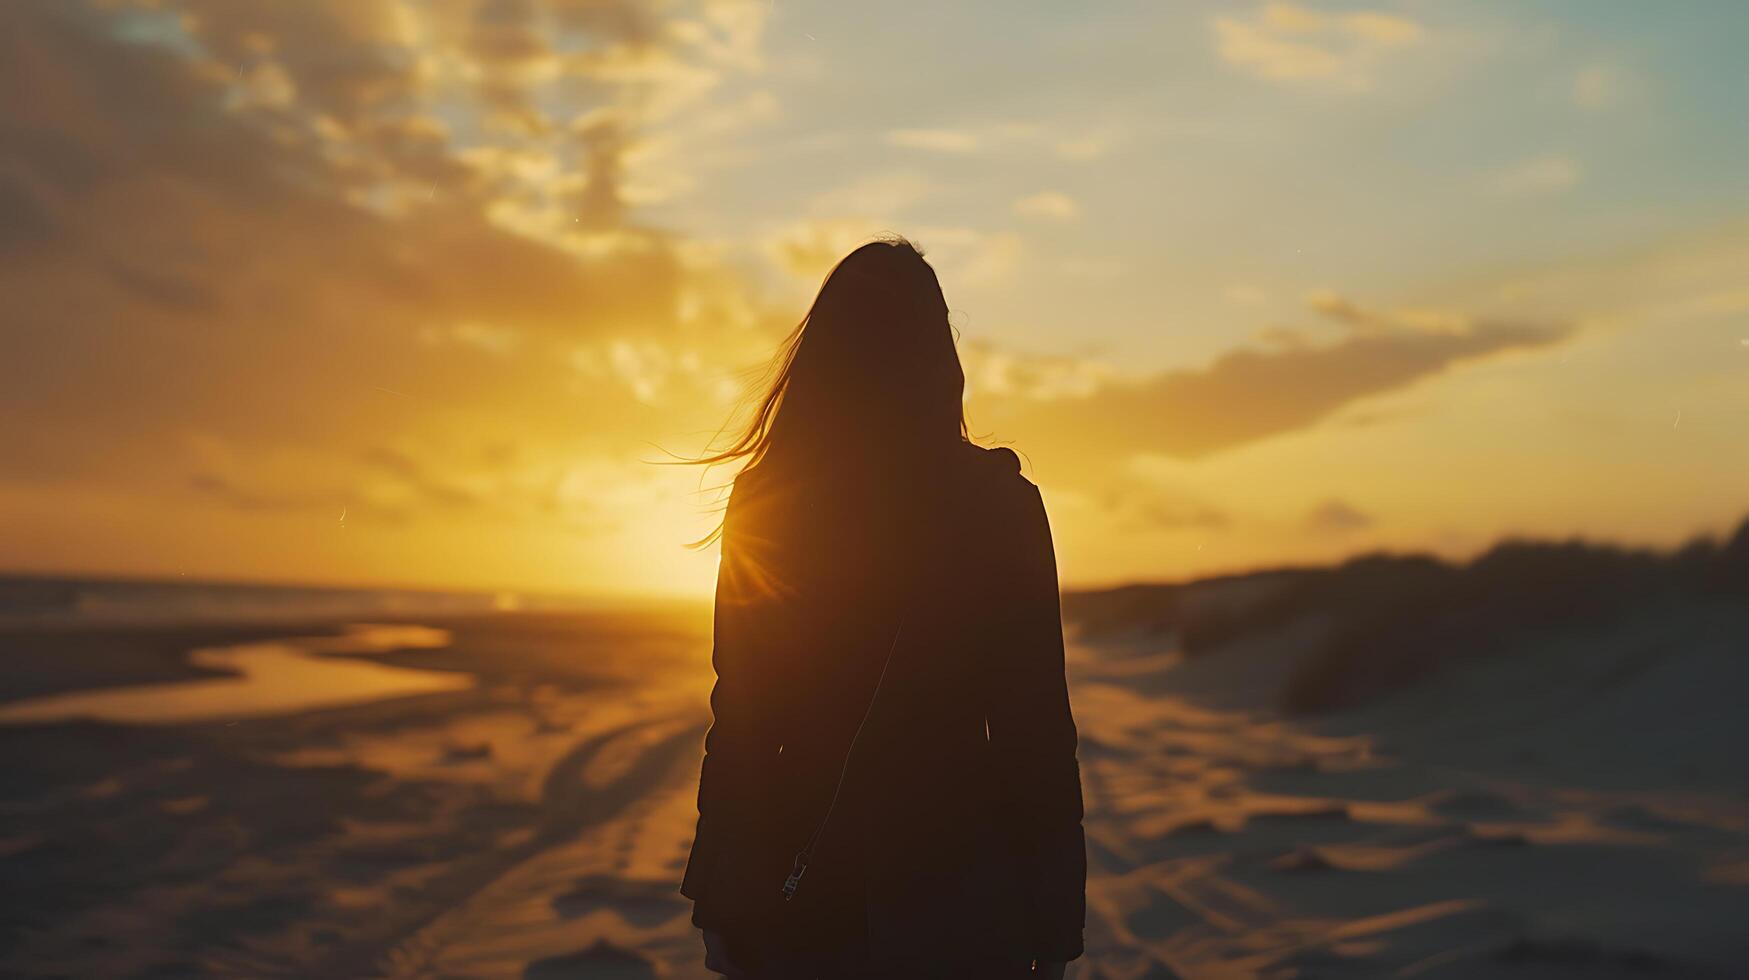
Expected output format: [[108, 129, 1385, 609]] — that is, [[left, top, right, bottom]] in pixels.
[[1, 0, 1746, 599]]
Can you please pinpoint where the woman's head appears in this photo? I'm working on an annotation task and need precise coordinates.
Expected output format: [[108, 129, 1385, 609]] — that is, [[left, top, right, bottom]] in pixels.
[[696, 237, 969, 480]]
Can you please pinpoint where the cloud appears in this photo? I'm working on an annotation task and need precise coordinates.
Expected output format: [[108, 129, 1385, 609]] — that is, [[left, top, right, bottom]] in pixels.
[[1091, 458, 1233, 534], [763, 219, 890, 279], [762, 220, 1021, 288], [885, 121, 1118, 163], [418, 321, 523, 356], [1115, 495, 1231, 533], [360, 446, 486, 509], [912, 227, 1023, 287], [1213, 2, 1424, 90], [1340, 12, 1422, 46], [0, 0, 770, 529], [809, 171, 937, 218], [1489, 154, 1581, 196], [886, 128, 981, 154], [1013, 191, 1080, 221], [983, 295, 1570, 460], [759, 172, 947, 280], [188, 472, 342, 515], [1304, 498, 1373, 533], [1306, 289, 1469, 335], [961, 341, 1114, 401], [1054, 134, 1116, 161]]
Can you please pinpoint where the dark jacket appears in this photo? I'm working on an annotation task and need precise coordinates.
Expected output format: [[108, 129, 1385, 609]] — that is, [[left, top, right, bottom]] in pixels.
[[680, 441, 1086, 965]]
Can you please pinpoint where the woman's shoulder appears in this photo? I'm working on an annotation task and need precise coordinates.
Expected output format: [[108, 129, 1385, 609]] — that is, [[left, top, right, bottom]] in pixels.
[[953, 444, 1051, 557], [959, 442, 1027, 479], [957, 443, 1041, 506], [967, 442, 1021, 473]]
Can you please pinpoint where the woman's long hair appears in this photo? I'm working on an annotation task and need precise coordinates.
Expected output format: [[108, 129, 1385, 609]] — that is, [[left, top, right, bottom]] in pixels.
[[686, 237, 969, 547]]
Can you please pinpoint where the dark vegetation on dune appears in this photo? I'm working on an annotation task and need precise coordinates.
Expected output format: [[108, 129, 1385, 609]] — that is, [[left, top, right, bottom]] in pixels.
[[1062, 516, 1749, 715]]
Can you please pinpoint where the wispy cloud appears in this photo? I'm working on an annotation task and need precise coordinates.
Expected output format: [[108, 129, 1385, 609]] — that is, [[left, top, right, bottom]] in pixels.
[[762, 220, 1022, 286], [885, 121, 1118, 162], [1113, 493, 1232, 534], [418, 322, 524, 356], [991, 295, 1571, 460], [1054, 133, 1118, 162], [1013, 191, 1080, 221], [1213, 1, 1424, 90], [1489, 154, 1582, 196], [1304, 498, 1374, 534], [763, 219, 895, 279], [886, 128, 981, 154], [809, 171, 938, 218], [961, 341, 1115, 401]]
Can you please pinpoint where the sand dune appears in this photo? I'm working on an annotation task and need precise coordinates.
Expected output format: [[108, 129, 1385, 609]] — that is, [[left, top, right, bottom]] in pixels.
[[1066, 613, 1749, 978]]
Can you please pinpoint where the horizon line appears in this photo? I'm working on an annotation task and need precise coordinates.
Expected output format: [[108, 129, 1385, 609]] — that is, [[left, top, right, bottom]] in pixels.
[[4, 511, 1740, 605]]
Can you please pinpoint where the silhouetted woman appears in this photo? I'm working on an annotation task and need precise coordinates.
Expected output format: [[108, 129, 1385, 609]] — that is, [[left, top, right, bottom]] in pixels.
[[680, 239, 1085, 979]]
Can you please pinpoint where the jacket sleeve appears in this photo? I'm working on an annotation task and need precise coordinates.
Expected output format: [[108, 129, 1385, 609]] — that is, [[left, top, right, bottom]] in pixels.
[[986, 478, 1087, 962], [680, 492, 783, 929]]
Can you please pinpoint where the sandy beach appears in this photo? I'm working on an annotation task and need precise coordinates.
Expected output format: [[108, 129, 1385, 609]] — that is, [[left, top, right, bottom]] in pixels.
[[2, 573, 1747, 978]]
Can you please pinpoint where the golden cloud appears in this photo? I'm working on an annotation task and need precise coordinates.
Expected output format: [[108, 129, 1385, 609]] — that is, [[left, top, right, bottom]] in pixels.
[[975, 295, 1570, 462], [1213, 2, 1425, 90]]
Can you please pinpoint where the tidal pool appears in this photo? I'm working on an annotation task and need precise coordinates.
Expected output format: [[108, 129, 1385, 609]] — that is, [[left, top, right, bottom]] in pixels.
[[0, 624, 475, 725]]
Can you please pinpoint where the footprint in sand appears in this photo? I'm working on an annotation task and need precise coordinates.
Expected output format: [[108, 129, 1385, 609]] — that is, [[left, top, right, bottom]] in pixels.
[[551, 875, 686, 929], [523, 939, 657, 980]]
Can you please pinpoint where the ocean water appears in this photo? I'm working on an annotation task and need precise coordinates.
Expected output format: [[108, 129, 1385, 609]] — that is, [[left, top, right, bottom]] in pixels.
[[0, 624, 476, 725], [0, 574, 545, 626]]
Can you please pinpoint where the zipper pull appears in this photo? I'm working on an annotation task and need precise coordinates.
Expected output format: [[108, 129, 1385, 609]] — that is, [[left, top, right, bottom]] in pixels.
[[781, 851, 809, 901]]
